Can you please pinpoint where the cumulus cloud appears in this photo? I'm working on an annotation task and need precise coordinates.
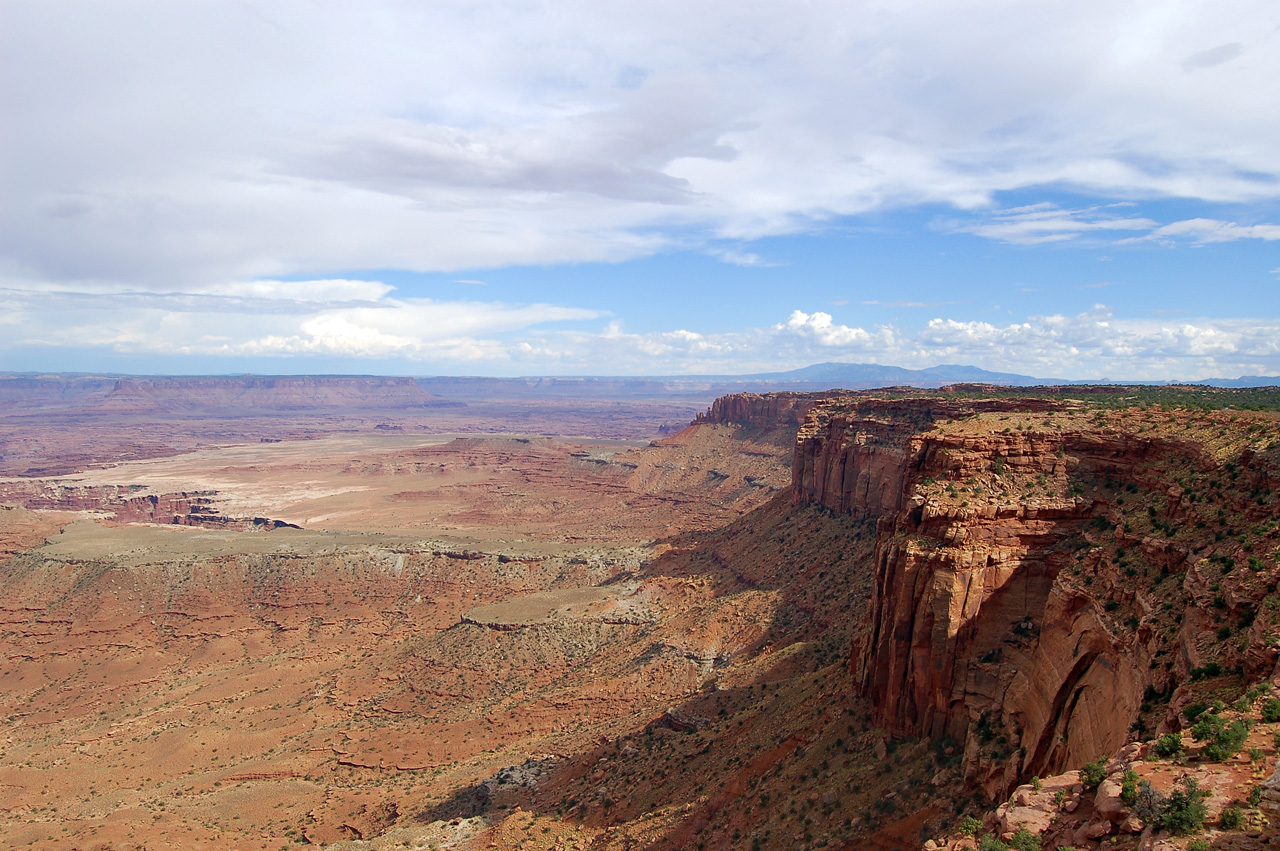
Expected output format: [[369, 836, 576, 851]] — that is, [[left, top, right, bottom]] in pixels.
[[525, 307, 1280, 379], [0, 279, 601, 360], [4, 1, 1280, 287], [776, 310, 895, 349], [2, 282, 1277, 379]]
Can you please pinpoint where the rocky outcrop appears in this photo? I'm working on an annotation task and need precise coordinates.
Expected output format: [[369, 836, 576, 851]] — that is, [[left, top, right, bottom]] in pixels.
[[0, 482, 297, 530], [789, 394, 1280, 800], [694, 392, 823, 430], [791, 397, 1063, 516], [850, 428, 1152, 796]]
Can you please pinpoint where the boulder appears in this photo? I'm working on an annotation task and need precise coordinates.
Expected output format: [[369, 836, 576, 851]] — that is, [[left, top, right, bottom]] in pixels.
[[998, 805, 1054, 837], [1094, 777, 1130, 823], [1073, 820, 1112, 844]]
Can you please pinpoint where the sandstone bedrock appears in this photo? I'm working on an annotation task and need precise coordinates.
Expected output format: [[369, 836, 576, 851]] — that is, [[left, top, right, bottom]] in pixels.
[[787, 387, 1280, 804], [0, 381, 1277, 851]]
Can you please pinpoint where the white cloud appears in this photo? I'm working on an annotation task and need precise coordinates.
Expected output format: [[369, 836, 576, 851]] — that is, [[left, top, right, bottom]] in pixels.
[[949, 203, 1159, 245], [4, 2, 1280, 287], [524, 307, 1280, 379], [2, 282, 1278, 379], [711, 248, 778, 267], [216, 280, 395, 302], [0, 279, 601, 360], [1134, 218, 1280, 244], [949, 206, 1280, 248], [777, 310, 895, 349]]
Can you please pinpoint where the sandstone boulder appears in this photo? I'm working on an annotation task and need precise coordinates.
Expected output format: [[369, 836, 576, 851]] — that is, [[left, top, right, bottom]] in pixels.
[[997, 805, 1054, 837], [1073, 819, 1112, 844], [1094, 776, 1130, 823], [1259, 764, 1280, 818]]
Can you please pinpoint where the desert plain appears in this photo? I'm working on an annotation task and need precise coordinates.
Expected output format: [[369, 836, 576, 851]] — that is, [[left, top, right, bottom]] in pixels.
[[0, 378, 878, 850]]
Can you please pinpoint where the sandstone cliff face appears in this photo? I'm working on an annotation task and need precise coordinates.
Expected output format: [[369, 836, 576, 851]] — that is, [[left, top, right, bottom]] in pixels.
[[0, 482, 296, 530], [791, 397, 1060, 517], [791, 397, 1280, 800], [694, 392, 822, 430]]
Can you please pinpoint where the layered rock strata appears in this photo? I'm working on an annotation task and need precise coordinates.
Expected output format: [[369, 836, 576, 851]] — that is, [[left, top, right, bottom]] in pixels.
[[787, 394, 1280, 799], [0, 482, 295, 529], [694, 391, 823, 430]]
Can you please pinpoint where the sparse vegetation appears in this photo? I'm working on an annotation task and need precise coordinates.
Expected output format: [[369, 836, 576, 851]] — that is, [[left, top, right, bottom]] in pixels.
[[1153, 733, 1184, 759], [1156, 777, 1208, 835], [1080, 756, 1107, 790], [1190, 712, 1251, 762]]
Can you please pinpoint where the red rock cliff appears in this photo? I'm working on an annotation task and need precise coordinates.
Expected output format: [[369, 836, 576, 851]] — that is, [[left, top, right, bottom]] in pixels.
[[694, 392, 824, 430], [792, 396, 1280, 799], [0, 482, 296, 530], [791, 397, 1059, 516]]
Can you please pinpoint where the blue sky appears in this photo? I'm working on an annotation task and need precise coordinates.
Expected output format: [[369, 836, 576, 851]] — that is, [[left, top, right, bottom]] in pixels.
[[2, 1, 1279, 380]]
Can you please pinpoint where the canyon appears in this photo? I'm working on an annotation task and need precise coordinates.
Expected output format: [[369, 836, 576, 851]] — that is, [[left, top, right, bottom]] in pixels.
[[1, 378, 1278, 850]]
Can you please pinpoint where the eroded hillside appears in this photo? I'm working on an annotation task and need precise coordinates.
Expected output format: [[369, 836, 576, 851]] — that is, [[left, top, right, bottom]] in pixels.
[[2, 384, 1279, 851]]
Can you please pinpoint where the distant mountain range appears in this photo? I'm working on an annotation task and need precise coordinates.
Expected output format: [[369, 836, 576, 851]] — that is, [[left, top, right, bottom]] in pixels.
[[1186, 375, 1280, 388], [737, 362, 1054, 387], [409, 362, 1048, 400], [735, 362, 1280, 389], [417, 362, 1277, 399], [2, 364, 1276, 415]]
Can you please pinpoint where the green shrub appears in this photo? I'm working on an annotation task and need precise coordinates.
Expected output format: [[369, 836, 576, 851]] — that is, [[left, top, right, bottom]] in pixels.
[[959, 815, 983, 837], [1153, 733, 1184, 758], [1080, 756, 1108, 789], [1158, 777, 1208, 835], [1220, 805, 1244, 829], [1262, 698, 1280, 723], [1009, 828, 1041, 851], [1120, 770, 1140, 806], [1184, 702, 1210, 722], [1191, 712, 1251, 761], [978, 834, 1009, 851], [1187, 840, 1210, 851]]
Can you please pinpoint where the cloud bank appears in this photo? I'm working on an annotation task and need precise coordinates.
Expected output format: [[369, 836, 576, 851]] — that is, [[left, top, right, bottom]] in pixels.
[[4, 1, 1280, 289], [3, 281, 1275, 380]]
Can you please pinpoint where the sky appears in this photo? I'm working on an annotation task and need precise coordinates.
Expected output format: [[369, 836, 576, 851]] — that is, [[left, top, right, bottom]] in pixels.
[[2, 1, 1279, 380]]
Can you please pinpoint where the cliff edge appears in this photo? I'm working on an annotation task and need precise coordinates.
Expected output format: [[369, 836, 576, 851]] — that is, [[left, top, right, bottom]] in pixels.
[[789, 390, 1280, 799]]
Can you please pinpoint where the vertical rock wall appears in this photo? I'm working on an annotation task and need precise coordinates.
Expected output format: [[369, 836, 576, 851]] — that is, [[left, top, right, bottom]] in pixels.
[[788, 397, 1279, 799], [694, 392, 822, 430]]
